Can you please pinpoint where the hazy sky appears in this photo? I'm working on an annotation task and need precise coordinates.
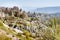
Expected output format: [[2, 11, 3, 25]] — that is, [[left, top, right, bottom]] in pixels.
[[0, 0, 60, 11]]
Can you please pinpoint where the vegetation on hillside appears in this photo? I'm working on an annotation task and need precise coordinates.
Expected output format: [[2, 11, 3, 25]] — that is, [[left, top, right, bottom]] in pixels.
[[0, 7, 60, 40]]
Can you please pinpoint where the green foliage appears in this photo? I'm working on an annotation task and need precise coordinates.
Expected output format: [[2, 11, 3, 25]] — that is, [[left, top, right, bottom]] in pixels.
[[16, 30, 33, 40], [31, 17, 39, 21], [16, 33, 22, 37], [23, 30, 32, 37], [0, 34, 12, 40], [14, 12, 18, 17], [49, 17, 60, 40]]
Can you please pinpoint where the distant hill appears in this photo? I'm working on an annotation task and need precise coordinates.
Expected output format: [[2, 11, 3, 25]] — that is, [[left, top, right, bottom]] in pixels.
[[34, 6, 60, 13], [49, 13, 60, 18]]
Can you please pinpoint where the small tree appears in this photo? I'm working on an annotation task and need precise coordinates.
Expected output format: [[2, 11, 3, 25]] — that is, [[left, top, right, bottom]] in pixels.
[[54, 17, 57, 28]]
